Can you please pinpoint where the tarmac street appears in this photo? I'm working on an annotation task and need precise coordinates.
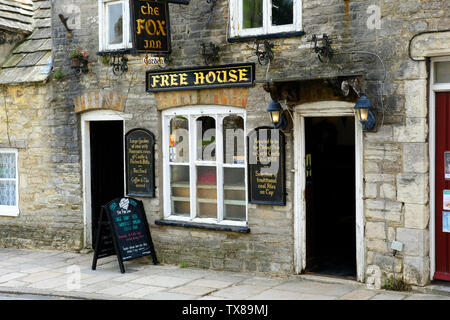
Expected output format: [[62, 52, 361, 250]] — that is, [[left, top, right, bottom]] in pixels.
[[0, 248, 448, 300]]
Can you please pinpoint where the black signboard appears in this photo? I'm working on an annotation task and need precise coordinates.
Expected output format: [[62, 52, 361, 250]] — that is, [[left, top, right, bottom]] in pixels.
[[146, 63, 255, 92], [130, 0, 171, 54], [125, 128, 155, 198], [248, 127, 286, 206], [92, 197, 158, 273]]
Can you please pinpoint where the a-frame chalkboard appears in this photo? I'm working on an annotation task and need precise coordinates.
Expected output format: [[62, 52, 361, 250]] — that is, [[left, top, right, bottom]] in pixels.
[[92, 197, 158, 273]]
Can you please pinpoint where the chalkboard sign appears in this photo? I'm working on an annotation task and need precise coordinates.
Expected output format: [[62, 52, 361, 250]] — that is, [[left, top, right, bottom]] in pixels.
[[92, 197, 158, 273], [248, 127, 286, 206], [125, 129, 155, 198], [130, 0, 171, 54]]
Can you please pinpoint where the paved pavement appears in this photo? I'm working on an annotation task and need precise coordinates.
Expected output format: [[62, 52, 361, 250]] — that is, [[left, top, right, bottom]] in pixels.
[[0, 248, 448, 300]]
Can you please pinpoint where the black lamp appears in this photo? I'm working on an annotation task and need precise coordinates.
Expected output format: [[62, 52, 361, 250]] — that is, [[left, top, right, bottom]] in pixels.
[[267, 100, 287, 130], [354, 94, 376, 131]]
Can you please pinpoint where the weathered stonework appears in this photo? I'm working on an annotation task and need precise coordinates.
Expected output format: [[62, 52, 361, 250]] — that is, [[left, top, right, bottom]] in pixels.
[[0, 0, 447, 286]]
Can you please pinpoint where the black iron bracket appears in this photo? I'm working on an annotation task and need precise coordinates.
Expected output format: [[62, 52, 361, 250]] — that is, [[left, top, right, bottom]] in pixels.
[[201, 42, 220, 65], [109, 52, 129, 76], [255, 40, 274, 66], [311, 34, 334, 63]]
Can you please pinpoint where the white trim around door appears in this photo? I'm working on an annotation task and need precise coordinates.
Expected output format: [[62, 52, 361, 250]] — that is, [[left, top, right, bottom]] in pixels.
[[293, 101, 365, 282], [429, 56, 450, 280], [80, 110, 132, 248]]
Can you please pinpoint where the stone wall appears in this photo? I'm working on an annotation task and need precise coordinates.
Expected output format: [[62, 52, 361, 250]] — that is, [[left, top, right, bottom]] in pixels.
[[8, 0, 444, 285], [0, 84, 83, 250]]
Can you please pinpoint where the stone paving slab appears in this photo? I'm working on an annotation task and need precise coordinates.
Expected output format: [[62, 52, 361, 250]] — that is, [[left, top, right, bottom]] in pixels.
[[0, 248, 449, 300]]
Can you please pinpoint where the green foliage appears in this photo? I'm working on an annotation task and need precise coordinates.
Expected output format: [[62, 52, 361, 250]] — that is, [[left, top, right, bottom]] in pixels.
[[53, 68, 64, 81], [101, 55, 109, 65], [383, 276, 411, 292], [180, 263, 189, 268]]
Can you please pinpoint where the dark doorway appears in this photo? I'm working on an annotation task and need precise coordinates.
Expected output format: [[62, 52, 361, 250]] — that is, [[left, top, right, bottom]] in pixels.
[[90, 121, 124, 248], [305, 116, 356, 279]]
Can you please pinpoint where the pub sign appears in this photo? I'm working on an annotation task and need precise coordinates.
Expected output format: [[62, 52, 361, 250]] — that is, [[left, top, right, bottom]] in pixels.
[[130, 0, 171, 54], [146, 63, 255, 92]]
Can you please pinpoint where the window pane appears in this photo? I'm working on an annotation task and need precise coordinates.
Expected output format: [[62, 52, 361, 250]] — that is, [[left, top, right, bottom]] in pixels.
[[0, 180, 16, 206], [223, 115, 245, 165], [243, 0, 263, 29], [0, 153, 16, 179], [435, 61, 450, 83], [108, 3, 123, 45], [170, 116, 189, 163], [272, 0, 293, 26], [223, 168, 246, 221], [196, 117, 216, 162], [170, 166, 190, 216], [197, 166, 217, 219]]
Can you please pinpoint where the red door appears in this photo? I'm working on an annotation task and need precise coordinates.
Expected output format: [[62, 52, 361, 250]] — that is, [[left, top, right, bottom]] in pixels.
[[435, 92, 450, 281]]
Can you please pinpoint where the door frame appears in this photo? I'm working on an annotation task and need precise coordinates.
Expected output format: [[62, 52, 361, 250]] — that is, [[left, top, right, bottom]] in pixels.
[[429, 56, 450, 280], [80, 110, 131, 248], [293, 101, 365, 282]]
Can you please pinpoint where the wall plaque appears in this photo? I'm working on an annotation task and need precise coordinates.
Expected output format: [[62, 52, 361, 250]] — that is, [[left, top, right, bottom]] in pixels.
[[125, 128, 155, 198], [130, 0, 171, 54], [146, 63, 255, 92], [248, 127, 286, 206]]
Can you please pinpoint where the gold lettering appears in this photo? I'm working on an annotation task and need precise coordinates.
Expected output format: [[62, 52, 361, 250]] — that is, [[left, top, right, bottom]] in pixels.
[[229, 69, 238, 82], [151, 75, 160, 88], [161, 74, 170, 87], [156, 20, 167, 36], [216, 70, 227, 83], [145, 19, 157, 36], [136, 19, 145, 35], [179, 73, 188, 85], [205, 71, 216, 84], [194, 72, 205, 85], [238, 69, 249, 82], [170, 74, 178, 86]]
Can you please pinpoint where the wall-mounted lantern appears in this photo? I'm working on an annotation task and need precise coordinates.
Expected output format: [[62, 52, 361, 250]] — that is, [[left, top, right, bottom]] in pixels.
[[267, 100, 287, 130], [354, 93, 376, 131]]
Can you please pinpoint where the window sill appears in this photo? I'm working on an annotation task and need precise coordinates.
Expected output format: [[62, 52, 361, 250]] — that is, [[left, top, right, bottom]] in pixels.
[[228, 31, 305, 43], [155, 219, 251, 233], [96, 48, 137, 56], [0, 208, 19, 217]]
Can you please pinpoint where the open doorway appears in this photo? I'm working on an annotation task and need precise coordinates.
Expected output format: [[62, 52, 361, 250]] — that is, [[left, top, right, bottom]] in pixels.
[[304, 116, 356, 279], [89, 120, 125, 248]]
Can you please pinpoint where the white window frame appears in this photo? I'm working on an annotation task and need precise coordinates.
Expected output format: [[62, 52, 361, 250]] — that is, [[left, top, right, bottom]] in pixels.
[[0, 149, 19, 217], [162, 106, 248, 227], [229, 0, 302, 38], [98, 0, 133, 51]]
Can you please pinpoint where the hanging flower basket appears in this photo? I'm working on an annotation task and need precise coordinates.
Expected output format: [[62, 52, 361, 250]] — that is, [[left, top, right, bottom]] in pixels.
[[70, 48, 89, 73]]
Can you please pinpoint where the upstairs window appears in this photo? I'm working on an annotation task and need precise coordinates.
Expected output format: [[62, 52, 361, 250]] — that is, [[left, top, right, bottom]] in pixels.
[[99, 0, 132, 51], [0, 149, 19, 217], [230, 0, 302, 38]]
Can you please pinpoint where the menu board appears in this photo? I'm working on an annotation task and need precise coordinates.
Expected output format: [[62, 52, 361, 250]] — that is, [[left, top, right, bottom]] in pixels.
[[126, 129, 155, 198], [248, 127, 286, 206], [92, 197, 158, 273]]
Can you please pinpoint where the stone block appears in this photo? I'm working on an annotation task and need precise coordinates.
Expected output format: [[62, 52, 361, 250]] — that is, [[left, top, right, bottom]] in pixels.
[[403, 143, 428, 173], [404, 204, 429, 229], [403, 256, 430, 286], [394, 118, 428, 143], [397, 173, 428, 204], [396, 228, 429, 257], [405, 80, 427, 118], [365, 221, 386, 240]]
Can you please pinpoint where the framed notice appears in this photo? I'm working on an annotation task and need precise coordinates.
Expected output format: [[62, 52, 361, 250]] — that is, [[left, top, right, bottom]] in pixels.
[[445, 152, 450, 179], [125, 128, 155, 198], [443, 212, 450, 233], [247, 127, 286, 206], [444, 190, 450, 211]]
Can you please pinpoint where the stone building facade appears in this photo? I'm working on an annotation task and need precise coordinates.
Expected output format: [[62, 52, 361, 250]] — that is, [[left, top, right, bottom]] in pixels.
[[0, 0, 450, 287]]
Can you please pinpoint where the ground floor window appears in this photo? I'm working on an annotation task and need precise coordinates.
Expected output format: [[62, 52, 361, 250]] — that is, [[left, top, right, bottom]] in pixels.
[[162, 106, 247, 225], [0, 149, 19, 216]]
